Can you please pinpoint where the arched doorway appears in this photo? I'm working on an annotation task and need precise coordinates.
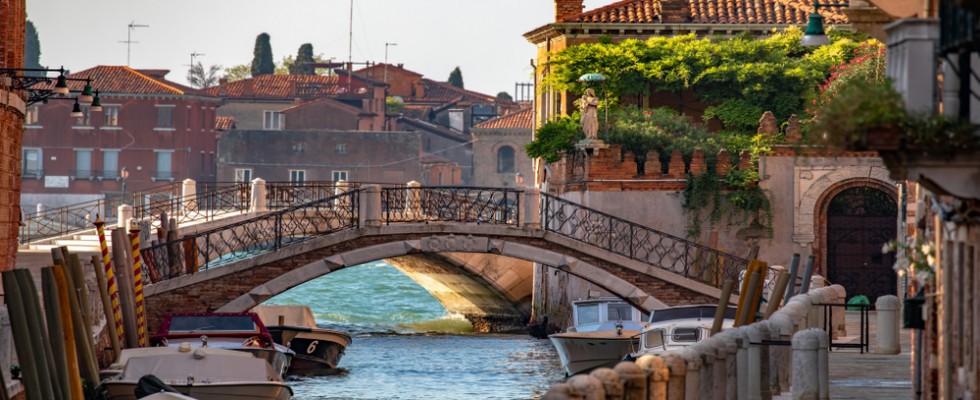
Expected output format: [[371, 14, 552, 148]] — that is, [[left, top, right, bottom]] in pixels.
[[825, 186, 897, 301]]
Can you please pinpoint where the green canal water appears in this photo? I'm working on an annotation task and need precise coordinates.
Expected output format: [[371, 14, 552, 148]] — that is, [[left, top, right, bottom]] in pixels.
[[265, 261, 565, 399]]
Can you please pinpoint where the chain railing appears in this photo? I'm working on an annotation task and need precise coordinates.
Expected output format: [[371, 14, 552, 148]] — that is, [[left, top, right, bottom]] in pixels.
[[141, 189, 360, 283], [382, 186, 521, 226], [541, 193, 749, 291], [19, 182, 181, 244]]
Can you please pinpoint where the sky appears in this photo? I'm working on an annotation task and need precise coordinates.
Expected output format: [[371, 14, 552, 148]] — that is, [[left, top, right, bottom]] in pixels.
[[27, 1, 612, 97]]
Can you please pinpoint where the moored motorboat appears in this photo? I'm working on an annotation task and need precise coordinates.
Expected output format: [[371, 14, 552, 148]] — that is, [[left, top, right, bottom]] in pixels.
[[101, 344, 292, 400], [629, 304, 737, 358], [252, 305, 352, 374], [549, 297, 648, 376], [150, 312, 294, 378]]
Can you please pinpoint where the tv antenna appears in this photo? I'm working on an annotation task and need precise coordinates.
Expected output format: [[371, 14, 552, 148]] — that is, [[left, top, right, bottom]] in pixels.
[[189, 52, 205, 68], [120, 21, 149, 66]]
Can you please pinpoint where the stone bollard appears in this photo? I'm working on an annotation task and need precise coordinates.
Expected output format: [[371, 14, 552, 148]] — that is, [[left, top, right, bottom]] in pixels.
[[542, 383, 585, 400], [791, 328, 825, 400], [830, 285, 848, 337], [117, 204, 133, 229], [678, 348, 702, 400], [614, 361, 647, 400], [711, 339, 728, 400], [360, 184, 382, 227], [567, 375, 606, 400], [405, 181, 421, 217], [768, 313, 795, 394], [182, 178, 197, 213], [746, 321, 772, 400], [589, 368, 624, 400], [817, 328, 830, 400], [333, 180, 350, 211], [250, 178, 267, 212], [875, 295, 901, 355], [636, 355, 669, 400], [662, 353, 687, 400], [735, 328, 749, 400], [697, 346, 715, 400], [523, 186, 541, 229], [719, 331, 739, 400]]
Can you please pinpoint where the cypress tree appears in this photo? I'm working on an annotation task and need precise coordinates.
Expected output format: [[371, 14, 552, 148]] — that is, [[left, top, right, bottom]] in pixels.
[[289, 43, 316, 75], [448, 66, 464, 88], [25, 20, 43, 76], [250, 33, 275, 77]]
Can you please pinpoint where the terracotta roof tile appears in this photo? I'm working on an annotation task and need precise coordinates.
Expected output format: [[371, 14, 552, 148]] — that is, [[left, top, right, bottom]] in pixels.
[[474, 108, 533, 130], [280, 97, 364, 115], [400, 104, 432, 120], [54, 66, 192, 95], [574, 0, 846, 25], [408, 79, 500, 104], [205, 74, 370, 100], [215, 116, 236, 131]]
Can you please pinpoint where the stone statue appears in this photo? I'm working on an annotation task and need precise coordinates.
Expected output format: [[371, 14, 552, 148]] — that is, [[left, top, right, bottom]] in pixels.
[[580, 88, 599, 140]]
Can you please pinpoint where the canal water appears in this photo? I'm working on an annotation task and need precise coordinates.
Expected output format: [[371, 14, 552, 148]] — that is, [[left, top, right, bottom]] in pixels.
[[265, 261, 565, 400]]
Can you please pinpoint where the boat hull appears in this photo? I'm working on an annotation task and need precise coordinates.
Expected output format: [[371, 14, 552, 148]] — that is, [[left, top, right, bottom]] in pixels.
[[549, 330, 640, 376], [104, 381, 292, 400], [268, 326, 351, 374]]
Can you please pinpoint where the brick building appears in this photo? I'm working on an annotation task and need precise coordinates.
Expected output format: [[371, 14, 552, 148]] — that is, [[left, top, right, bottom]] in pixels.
[[21, 66, 221, 208], [0, 0, 26, 270], [471, 107, 534, 187]]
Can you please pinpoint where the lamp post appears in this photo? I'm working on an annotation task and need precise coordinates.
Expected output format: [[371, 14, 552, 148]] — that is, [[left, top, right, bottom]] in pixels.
[[0, 67, 103, 111], [120, 167, 129, 198], [801, 0, 848, 46]]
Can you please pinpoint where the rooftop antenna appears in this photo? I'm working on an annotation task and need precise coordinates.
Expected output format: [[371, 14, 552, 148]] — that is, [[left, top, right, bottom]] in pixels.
[[120, 21, 149, 66], [347, 0, 354, 93], [189, 52, 205, 68]]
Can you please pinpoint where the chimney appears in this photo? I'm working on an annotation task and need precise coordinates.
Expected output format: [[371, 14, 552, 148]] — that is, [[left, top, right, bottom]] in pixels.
[[555, 0, 584, 23], [217, 78, 228, 96]]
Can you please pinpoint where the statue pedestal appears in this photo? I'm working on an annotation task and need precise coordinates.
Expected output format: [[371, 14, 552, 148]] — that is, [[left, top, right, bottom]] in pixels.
[[575, 139, 609, 152]]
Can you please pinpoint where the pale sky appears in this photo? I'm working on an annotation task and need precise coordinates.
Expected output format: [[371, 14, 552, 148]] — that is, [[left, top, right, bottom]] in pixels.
[[26, 1, 612, 97]]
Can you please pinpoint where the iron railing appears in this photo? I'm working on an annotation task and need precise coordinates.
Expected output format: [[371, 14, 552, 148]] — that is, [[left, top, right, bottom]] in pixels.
[[382, 186, 522, 226], [19, 182, 182, 244], [141, 189, 360, 283], [541, 193, 749, 291], [131, 183, 251, 225], [266, 181, 355, 209]]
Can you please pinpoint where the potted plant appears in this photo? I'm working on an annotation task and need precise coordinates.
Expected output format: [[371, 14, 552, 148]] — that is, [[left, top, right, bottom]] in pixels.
[[810, 80, 907, 151]]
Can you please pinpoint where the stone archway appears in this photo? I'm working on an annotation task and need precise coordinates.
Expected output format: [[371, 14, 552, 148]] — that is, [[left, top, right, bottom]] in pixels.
[[814, 179, 898, 300]]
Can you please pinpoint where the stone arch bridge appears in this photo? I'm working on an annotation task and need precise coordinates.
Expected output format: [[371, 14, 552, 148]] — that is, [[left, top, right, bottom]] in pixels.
[[142, 185, 747, 332]]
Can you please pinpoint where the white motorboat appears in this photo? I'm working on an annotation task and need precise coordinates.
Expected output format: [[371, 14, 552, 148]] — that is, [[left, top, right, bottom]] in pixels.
[[101, 344, 292, 400], [252, 305, 352, 375], [630, 305, 737, 358], [549, 297, 648, 376]]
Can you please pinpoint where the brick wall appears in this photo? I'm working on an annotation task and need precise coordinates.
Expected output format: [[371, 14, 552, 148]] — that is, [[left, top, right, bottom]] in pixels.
[[555, 0, 583, 22], [0, 0, 25, 271]]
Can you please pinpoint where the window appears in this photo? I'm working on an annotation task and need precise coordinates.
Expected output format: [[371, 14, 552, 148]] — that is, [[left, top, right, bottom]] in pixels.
[[575, 304, 600, 325], [155, 150, 173, 180], [289, 170, 306, 182], [156, 105, 174, 129], [335, 143, 347, 154], [234, 168, 253, 183], [644, 329, 665, 350], [606, 304, 633, 321], [103, 150, 119, 179], [331, 170, 348, 182], [25, 105, 39, 125], [74, 149, 92, 179], [671, 327, 701, 343], [496, 146, 515, 173], [74, 104, 91, 126], [22, 148, 41, 178], [103, 105, 120, 127], [263, 111, 284, 130]]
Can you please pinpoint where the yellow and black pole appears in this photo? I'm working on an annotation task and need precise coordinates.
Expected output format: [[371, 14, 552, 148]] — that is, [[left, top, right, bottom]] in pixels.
[[94, 217, 125, 346], [130, 225, 147, 347]]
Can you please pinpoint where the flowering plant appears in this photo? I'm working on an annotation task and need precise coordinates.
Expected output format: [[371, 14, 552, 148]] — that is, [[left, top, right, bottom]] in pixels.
[[883, 238, 936, 285]]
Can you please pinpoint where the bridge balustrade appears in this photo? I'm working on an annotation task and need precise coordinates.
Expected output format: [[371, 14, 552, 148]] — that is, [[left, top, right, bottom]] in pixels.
[[381, 186, 522, 226], [541, 193, 747, 290]]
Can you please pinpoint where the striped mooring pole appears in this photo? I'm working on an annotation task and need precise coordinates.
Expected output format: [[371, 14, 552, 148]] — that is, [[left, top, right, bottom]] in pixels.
[[130, 225, 147, 347], [94, 217, 125, 345]]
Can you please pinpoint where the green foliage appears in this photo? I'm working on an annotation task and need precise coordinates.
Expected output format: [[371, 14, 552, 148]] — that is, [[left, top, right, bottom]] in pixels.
[[223, 64, 251, 82], [251, 32, 275, 77], [277, 53, 332, 75], [543, 27, 874, 131], [496, 91, 513, 101], [289, 43, 317, 75], [525, 116, 582, 163], [187, 62, 222, 89], [386, 96, 405, 113], [809, 79, 906, 149], [24, 20, 42, 74], [448, 66, 464, 88], [683, 165, 772, 238]]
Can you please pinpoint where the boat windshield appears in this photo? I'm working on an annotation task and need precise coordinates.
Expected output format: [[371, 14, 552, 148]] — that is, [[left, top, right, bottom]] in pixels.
[[576, 304, 600, 325], [606, 303, 633, 321], [644, 329, 665, 350], [168, 315, 259, 333], [671, 327, 701, 343]]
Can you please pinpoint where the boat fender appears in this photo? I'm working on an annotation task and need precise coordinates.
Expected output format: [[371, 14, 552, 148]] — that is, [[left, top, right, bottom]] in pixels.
[[134, 374, 179, 398], [616, 323, 623, 337], [200, 335, 208, 347], [193, 348, 207, 360], [178, 342, 192, 353]]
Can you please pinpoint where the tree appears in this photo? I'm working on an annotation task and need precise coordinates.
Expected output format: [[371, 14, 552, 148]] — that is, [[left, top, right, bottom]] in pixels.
[[24, 20, 43, 75], [223, 64, 251, 82], [496, 91, 513, 101], [289, 43, 316, 75], [187, 62, 223, 89], [250, 33, 275, 77], [277, 54, 333, 75], [448, 66, 464, 88]]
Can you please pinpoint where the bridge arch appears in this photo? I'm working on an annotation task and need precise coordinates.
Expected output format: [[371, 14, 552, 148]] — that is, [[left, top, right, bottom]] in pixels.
[[144, 224, 725, 333]]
